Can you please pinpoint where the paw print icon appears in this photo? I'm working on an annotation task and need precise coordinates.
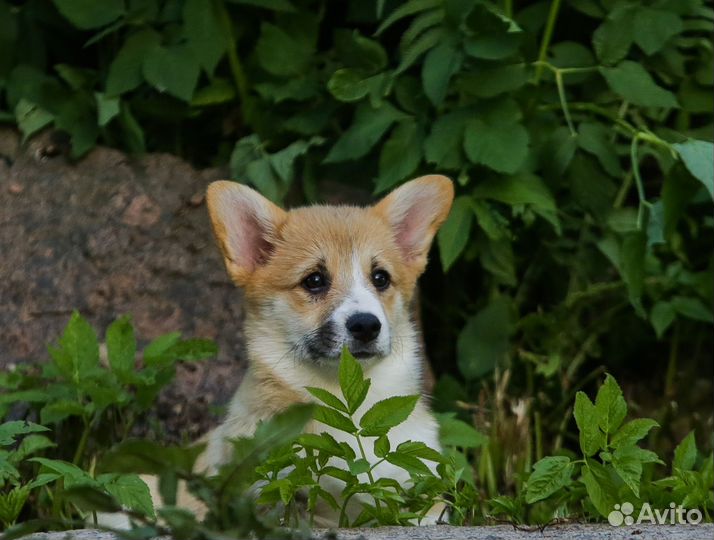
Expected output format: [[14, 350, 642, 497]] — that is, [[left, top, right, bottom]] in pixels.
[[608, 502, 635, 526]]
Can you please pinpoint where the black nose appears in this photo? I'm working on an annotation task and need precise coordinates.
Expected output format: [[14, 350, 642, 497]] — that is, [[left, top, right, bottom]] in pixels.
[[346, 313, 381, 343]]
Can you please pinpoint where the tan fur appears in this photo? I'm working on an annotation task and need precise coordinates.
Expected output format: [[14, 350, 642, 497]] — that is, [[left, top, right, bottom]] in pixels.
[[168, 175, 453, 525]]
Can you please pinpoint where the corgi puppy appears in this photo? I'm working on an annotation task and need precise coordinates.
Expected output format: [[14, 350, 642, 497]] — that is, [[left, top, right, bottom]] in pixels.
[[187, 174, 454, 525]]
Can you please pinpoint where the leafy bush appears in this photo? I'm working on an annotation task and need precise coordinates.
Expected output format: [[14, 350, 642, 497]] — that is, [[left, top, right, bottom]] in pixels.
[[2, 316, 710, 538]]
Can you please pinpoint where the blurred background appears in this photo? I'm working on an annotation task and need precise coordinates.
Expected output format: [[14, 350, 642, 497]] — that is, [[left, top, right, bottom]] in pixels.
[[0, 0, 712, 504]]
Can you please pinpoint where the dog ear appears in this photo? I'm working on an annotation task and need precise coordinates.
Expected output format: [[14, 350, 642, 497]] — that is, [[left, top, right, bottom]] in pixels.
[[206, 181, 286, 285], [373, 175, 454, 271]]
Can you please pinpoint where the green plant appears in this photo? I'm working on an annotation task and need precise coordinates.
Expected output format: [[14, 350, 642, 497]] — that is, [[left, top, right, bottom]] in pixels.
[[0, 312, 216, 527]]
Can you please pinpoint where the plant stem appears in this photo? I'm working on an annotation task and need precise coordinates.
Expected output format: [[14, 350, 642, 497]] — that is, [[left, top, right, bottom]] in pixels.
[[533, 0, 563, 84], [354, 433, 383, 515], [665, 323, 679, 398], [503, 0, 513, 17], [72, 416, 92, 466]]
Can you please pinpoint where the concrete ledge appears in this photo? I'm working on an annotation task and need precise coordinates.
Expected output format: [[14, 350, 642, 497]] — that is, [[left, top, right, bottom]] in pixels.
[[20, 524, 714, 540]]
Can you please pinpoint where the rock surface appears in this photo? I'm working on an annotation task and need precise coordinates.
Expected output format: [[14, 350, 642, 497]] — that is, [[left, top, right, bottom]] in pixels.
[[20, 524, 714, 540], [0, 128, 245, 440]]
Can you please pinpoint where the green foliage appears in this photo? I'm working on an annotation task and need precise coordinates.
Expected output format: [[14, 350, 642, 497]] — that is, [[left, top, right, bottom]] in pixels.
[[0, 313, 216, 529]]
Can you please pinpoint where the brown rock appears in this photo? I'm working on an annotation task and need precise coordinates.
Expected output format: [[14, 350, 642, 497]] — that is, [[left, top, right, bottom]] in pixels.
[[0, 128, 245, 441]]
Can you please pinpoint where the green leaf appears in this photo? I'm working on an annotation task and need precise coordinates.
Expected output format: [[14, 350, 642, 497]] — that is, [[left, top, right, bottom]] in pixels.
[[599, 61, 678, 108], [313, 405, 357, 434], [396, 27, 443, 74], [40, 400, 86, 424], [620, 232, 646, 316], [464, 119, 529, 174], [52, 0, 124, 29], [650, 301, 676, 338], [14, 99, 53, 142], [594, 374, 628, 435], [592, 6, 635, 65], [29, 458, 96, 488], [255, 23, 313, 76], [581, 460, 618, 517], [191, 78, 236, 106], [359, 395, 420, 437], [422, 40, 462, 106], [611, 445, 645, 497], [437, 195, 473, 271], [457, 297, 512, 379], [376, 0, 441, 35], [473, 173, 557, 213], [375, 119, 423, 193], [106, 30, 161, 96], [437, 414, 487, 448], [164, 339, 218, 362], [106, 316, 136, 376], [577, 122, 622, 177], [611, 419, 659, 449], [633, 7, 682, 55], [525, 456, 573, 503], [297, 433, 344, 456], [670, 296, 714, 323], [464, 32, 521, 60], [328, 69, 373, 103], [672, 140, 714, 201], [324, 102, 408, 163], [99, 473, 155, 518], [306, 387, 348, 414], [11, 435, 56, 463], [673, 431, 697, 471], [48, 311, 100, 383], [61, 485, 121, 513], [94, 93, 120, 127], [574, 392, 604, 457], [143, 332, 181, 365], [385, 452, 431, 475], [457, 64, 527, 98], [339, 348, 371, 414], [424, 110, 467, 169], [395, 440, 444, 462], [143, 44, 201, 102], [374, 435, 390, 458], [183, 0, 228, 75], [0, 422, 48, 447]]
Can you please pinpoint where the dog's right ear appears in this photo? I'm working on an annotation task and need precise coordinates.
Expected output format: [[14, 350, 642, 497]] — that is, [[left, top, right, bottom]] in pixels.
[[206, 181, 286, 285]]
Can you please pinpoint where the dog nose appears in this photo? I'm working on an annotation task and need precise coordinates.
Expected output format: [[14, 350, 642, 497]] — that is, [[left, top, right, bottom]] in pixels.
[[346, 313, 381, 343]]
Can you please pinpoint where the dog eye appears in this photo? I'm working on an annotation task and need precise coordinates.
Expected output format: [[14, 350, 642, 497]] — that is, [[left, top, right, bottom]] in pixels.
[[302, 271, 328, 293], [371, 269, 390, 290]]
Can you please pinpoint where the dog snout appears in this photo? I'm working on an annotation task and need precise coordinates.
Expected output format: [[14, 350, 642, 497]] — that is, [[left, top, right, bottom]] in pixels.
[[345, 313, 381, 343]]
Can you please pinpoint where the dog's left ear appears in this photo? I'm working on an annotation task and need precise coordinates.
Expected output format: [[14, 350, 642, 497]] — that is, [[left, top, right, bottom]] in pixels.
[[373, 175, 454, 271]]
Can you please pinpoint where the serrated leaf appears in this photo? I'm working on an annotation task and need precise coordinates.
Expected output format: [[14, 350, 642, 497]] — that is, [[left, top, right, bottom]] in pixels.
[[599, 61, 678, 108], [143, 44, 201, 102], [650, 301, 676, 338], [338, 348, 370, 414], [255, 23, 313, 76], [577, 122, 622, 177], [184, 0, 229, 75], [374, 119, 423, 193], [423, 110, 467, 169], [106, 315, 136, 376], [297, 433, 344, 456], [525, 456, 573, 503], [40, 400, 86, 424], [671, 296, 714, 323], [359, 395, 419, 437], [612, 445, 644, 497], [313, 405, 357, 434], [633, 7, 682, 55], [376, 0, 441, 36], [611, 419, 659, 449], [0, 422, 49, 447], [374, 435, 390, 458], [48, 311, 100, 384], [672, 140, 714, 201], [385, 452, 431, 475], [592, 6, 635, 65], [437, 195, 473, 271], [464, 119, 529, 174], [673, 431, 697, 471], [574, 392, 604, 457], [98, 473, 155, 517], [95, 92, 120, 127], [581, 460, 617, 517], [595, 374, 628, 434], [324, 102, 408, 163], [106, 30, 161, 97], [306, 387, 348, 413], [421, 40, 462, 106]]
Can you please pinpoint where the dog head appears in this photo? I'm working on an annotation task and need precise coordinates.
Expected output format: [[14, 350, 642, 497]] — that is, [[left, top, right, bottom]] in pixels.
[[206, 175, 453, 365]]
